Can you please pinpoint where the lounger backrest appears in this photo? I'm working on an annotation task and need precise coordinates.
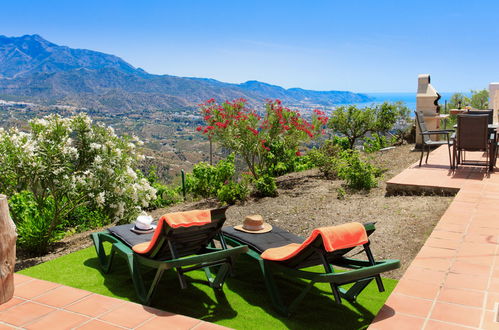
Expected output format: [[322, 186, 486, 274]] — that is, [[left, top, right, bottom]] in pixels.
[[271, 223, 376, 269], [143, 207, 228, 260]]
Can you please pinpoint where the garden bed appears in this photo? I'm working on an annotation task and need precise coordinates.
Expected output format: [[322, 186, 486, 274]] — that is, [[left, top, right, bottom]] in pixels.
[[17, 144, 453, 279], [150, 144, 453, 279]]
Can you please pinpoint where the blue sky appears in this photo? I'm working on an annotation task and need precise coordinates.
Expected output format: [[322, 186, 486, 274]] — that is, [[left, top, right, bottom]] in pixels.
[[1, 0, 498, 92]]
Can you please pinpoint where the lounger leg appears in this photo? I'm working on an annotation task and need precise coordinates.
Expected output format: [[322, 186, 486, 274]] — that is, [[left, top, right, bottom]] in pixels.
[[425, 145, 430, 164], [364, 243, 385, 292], [419, 146, 424, 166], [259, 260, 288, 315], [342, 278, 374, 301], [90, 233, 116, 273], [126, 255, 150, 304]]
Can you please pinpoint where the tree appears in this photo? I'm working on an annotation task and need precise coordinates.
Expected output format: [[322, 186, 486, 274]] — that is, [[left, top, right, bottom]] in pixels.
[[448, 93, 470, 109], [328, 105, 374, 149], [470, 89, 489, 109], [197, 99, 326, 178]]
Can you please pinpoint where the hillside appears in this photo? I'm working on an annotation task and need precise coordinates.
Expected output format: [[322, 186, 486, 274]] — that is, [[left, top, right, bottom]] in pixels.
[[0, 34, 372, 113]]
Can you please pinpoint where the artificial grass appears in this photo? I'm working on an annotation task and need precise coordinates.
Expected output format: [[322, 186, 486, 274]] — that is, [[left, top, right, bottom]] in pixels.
[[19, 246, 396, 329]]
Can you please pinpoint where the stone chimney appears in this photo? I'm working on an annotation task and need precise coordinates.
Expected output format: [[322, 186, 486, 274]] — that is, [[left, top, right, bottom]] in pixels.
[[416, 74, 444, 146]]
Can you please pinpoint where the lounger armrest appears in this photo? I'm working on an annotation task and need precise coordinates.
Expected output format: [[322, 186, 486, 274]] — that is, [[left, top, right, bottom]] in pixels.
[[267, 258, 400, 283]]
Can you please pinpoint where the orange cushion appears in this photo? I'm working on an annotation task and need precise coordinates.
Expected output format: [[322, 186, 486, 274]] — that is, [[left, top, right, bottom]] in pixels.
[[161, 209, 211, 228], [261, 222, 368, 261], [132, 209, 212, 254]]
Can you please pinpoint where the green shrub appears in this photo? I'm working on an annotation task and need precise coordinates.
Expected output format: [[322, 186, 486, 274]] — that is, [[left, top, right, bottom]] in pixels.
[[64, 205, 110, 233], [145, 166, 181, 209], [217, 181, 249, 204], [338, 151, 382, 190], [254, 174, 278, 197], [9, 191, 57, 253], [185, 154, 248, 203], [330, 136, 351, 151], [0, 114, 156, 254], [336, 187, 347, 200], [363, 133, 395, 153], [185, 154, 236, 198], [147, 183, 181, 209], [307, 140, 343, 179]]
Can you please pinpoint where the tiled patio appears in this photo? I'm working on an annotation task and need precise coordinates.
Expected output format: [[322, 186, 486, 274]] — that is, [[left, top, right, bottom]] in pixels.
[[371, 146, 499, 330], [0, 273, 229, 329]]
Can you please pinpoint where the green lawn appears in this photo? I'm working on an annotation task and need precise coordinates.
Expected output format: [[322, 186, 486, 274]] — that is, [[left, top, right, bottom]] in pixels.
[[19, 246, 396, 329]]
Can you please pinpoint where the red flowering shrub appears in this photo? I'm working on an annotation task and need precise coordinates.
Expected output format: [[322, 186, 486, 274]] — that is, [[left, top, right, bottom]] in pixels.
[[197, 98, 327, 179]]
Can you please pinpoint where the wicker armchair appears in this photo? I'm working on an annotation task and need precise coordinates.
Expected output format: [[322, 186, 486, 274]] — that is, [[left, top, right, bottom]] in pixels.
[[415, 111, 453, 167], [453, 114, 494, 171]]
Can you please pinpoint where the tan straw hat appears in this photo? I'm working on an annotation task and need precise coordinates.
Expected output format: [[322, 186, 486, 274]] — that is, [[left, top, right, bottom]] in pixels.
[[234, 214, 272, 234]]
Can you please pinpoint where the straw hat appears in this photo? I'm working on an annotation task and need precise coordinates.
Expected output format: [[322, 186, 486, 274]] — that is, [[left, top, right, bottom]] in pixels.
[[234, 215, 272, 234]]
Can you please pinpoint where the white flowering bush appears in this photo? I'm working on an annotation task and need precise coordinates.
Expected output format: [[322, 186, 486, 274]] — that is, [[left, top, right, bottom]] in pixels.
[[0, 114, 156, 253]]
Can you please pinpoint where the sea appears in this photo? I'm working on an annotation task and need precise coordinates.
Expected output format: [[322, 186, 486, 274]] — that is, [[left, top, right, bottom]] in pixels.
[[346, 92, 460, 114]]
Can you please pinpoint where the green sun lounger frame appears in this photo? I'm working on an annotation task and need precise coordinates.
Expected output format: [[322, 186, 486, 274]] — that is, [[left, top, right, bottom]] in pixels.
[[90, 207, 248, 305], [222, 223, 400, 315]]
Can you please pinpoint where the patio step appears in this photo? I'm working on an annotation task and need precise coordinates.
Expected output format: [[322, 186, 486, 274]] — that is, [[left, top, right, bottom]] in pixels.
[[370, 145, 499, 329]]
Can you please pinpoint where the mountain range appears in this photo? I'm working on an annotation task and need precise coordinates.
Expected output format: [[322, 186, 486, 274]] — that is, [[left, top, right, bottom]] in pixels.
[[0, 34, 372, 113]]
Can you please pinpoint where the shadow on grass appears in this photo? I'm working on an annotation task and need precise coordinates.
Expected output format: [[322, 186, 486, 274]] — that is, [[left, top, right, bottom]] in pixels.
[[83, 256, 238, 323], [85, 252, 382, 329]]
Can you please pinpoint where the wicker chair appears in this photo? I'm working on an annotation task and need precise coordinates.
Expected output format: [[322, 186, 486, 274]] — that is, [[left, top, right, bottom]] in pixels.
[[415, 111, 453, 167], [465, 109, 493, 124], [453, 114, 494, 171]]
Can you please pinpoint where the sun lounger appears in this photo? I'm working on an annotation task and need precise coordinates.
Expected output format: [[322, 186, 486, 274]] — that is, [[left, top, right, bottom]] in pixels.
[[222, 222, 399, 315], [90, 207, 248, 304]]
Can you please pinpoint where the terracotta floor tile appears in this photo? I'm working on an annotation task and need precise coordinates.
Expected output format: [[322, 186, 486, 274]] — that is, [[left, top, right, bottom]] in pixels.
[[14, 279, 61, 299], [430, 301, 482, 328], [438, 287, 485, 307], [392, 279, 440, 300], [24, 310, 90, 330], [402, 266, 446, 285], [481, 310, 499, 330], [14, 274, 34, 287], [383, 293, 432, 318], [417, 246, 456, 258], [430, 230, 464, 241], [0, 297, 26, 312], [369, 308, 425, 330], [34, 285, 91, 308], [450, 260, 491, 275], [99, 302, 156, 328], [425, 319, 473, 330], [485, 292, 499, 310], [411, 256, 452, 272], [488, 278, 499, 292], [434, 222, 468, 233], [75, 320, 124, 329], [458, 242, 497, 254], [444, 273, 489, 291], [464, 233, 497, 244], [0, 324, 16, 330], [0, 301, 54, 326], [64, 294, 125, 317], [425, 237, 461, 250], [137, 313, 202, 330]]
